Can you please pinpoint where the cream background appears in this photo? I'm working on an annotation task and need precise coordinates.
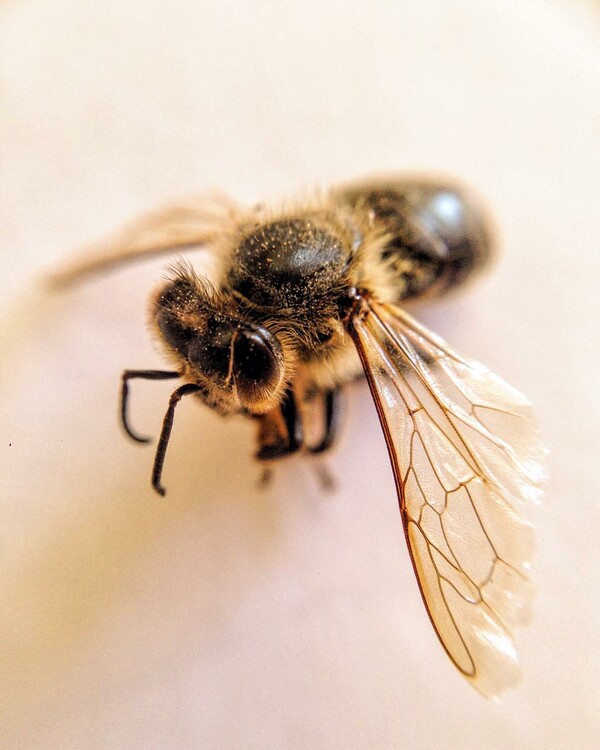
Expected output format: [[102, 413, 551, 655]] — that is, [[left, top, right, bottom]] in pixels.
[[1, 1, 599, 748]]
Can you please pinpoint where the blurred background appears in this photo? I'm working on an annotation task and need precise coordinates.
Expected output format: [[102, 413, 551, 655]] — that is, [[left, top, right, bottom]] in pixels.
[[1, 1, 599, 747]]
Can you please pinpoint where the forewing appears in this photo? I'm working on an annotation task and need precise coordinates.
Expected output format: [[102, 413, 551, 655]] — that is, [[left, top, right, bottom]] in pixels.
[[48, 192, 238, 287], [350, 300, 544, 698]]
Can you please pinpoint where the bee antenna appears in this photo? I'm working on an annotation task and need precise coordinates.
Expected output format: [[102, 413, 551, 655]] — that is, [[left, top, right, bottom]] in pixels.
[[151, 383, 202, 496], [120, 369, 180, 443]]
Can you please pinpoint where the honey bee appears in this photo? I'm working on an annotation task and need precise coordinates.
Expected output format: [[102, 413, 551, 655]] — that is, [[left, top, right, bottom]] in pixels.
[[53, 176, 545, 698]]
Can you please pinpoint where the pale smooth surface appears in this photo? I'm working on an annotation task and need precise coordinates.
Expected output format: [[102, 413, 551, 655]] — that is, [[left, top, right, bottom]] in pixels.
[[1, 1, 599, 748]]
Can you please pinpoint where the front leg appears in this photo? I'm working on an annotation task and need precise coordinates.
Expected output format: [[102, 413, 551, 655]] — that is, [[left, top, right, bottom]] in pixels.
[[306, 387, 343, 455], [255, 389, 304, 461]]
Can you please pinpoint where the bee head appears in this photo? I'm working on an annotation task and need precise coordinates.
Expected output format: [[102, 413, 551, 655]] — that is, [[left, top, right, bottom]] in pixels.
[[153, 268, 287, 414]]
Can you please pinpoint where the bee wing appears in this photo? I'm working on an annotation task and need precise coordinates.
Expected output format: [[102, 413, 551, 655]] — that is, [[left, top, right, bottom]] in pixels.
[[349, 299, 545, 698], [48, 192, 238, 287]]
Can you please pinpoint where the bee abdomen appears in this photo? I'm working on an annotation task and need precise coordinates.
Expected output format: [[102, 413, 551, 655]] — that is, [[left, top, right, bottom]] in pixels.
[[338, 179, 493, 301]]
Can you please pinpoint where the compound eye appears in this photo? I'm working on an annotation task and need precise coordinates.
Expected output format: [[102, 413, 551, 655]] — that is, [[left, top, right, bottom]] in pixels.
[[185, 319, 284, 406], [233, 326, 283, 399]]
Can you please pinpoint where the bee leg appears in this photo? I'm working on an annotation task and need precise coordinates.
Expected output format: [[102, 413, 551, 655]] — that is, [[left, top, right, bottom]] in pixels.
[[307, 387, 343, 455], [255, 389, 304, 461], [120, 369, 180, 443]]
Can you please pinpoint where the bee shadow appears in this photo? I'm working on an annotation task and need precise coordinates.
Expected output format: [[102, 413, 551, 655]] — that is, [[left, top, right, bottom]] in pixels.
[[0, 283, 302, 719]]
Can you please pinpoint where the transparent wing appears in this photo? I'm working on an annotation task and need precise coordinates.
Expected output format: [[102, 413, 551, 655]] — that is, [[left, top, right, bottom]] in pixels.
[[349, 299, 545, 698], [47, 192, 238, 287]]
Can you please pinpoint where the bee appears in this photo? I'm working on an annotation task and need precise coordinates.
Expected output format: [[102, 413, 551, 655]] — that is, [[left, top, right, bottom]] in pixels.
[[53, 176, 545, 698]]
